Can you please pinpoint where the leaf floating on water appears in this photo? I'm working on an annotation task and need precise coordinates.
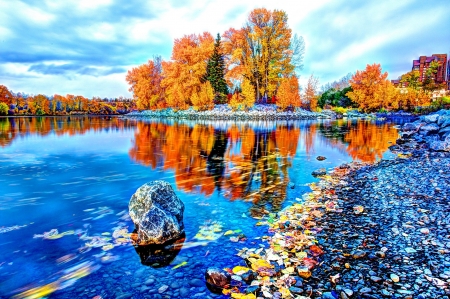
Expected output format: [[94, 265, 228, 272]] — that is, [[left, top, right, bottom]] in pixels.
[[353, 205, 364, 215], [172, 261, 187, 269], [224, 230, 234, 236], [101, 244, 114, 251], [0, 224, 27, 234], [309, 245, 324, 257], [232, 266, 251, 275]]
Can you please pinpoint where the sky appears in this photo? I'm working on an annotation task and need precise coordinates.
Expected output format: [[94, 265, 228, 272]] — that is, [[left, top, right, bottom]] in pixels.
[[0, 0, 449, 98]]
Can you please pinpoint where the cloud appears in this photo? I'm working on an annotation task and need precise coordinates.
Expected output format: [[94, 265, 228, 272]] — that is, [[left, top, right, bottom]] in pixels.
[[0, 0, 449, 96]]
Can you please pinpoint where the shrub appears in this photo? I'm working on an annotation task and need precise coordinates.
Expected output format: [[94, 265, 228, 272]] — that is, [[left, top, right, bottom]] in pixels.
[[0, 102, 8, 115]]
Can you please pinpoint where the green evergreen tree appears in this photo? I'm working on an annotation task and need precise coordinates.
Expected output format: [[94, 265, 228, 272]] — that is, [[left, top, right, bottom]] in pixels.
[[204, 33, 228, 104]]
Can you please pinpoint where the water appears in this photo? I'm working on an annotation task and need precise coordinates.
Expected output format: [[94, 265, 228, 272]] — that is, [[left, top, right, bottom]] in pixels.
[[0, 116, 400, 298]]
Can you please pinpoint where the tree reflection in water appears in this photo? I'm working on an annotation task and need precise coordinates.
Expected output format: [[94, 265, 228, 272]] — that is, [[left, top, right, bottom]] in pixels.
[[129, 119, 398, 215]]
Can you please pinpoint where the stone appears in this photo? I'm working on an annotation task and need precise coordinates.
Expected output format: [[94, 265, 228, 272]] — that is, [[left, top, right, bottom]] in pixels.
[[129, 181, 185, 245], [390, 273, 400, 283], [189, 278, 204, 287], [430, 140, 450, 152], [288, 182, 295, 189], [421, 114, 439, 123], [312, 168, 327, 177], [205, 267, 231, 294], [402, 122, 423, 132], [438, 126, 450, 135], [437, 115, 450, 126], [316, 156, 327, 161], [352, 250, 366, 259], [419, 123, 440, 135]]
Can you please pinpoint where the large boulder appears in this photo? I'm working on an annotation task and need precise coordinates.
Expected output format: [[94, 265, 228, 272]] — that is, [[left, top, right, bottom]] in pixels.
[[129, 181, 185, 245]]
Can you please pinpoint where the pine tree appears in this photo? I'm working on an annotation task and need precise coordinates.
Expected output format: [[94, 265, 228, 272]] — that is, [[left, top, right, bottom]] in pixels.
[[204, 33, 228, 104]]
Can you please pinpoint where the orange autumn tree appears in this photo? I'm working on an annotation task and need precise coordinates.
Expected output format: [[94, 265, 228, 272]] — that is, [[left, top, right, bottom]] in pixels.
[[276, 75, 301, 110], [346, 63, 396, 112], [162, 32, 214, 110], [0, 85, 14, 105], [126, 56, 165, 110], [303, 74, 319, 111], [222, 8, 294, 101]]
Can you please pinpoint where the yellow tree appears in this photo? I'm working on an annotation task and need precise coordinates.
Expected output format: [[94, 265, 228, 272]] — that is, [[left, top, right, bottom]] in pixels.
[[346, 63, 389, 112], [222, 8, 294, 101], [126, 56, 165, 110], [303, 74, 319, 111], [191, 81, 214, 111], [229, 79, 255, 111], [276, 75, 301, 110], [162, 32, 214, 110]]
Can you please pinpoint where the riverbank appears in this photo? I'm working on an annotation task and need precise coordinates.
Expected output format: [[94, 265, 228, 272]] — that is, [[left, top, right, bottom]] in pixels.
[[124, 104, 335, 120], [216, 111, 450, 299]]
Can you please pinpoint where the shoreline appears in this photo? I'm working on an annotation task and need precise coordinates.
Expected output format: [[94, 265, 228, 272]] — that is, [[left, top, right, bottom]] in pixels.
[[215, 110, 450, 298]]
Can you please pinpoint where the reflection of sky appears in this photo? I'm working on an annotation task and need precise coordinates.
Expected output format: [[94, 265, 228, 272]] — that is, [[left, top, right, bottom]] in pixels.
[[1, 130, 134, 157]]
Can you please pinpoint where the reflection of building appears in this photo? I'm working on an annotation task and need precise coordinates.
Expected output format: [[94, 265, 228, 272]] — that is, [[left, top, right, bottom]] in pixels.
[[412, 54, 447, 86]]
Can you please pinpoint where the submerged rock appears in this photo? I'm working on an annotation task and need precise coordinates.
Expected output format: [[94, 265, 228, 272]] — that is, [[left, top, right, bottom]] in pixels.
[[205, 267, 231, 294], [129, 181, 185, 245]]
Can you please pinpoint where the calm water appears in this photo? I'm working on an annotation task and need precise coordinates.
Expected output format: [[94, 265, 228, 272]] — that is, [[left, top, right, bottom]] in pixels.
[[0, 116, 400, 299]]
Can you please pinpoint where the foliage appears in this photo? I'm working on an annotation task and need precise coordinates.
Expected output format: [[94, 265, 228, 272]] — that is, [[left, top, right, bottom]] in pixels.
[[204, 34, 228, 104], [162, 32, 214, 110], [191, 82, 214, 111], [126, 56, 165, 110], [303, 74, 319, 111], [346, 63, 401, 112], [318, 86, 353, 108], [223, 8, 295, 101], [0, 85, 14, 105], [276, 76, 301, 111], [422, 60, 440, 91], [399, 70, 420, 90], [331, 106, 348, 115], [0, 102, 8, 115]]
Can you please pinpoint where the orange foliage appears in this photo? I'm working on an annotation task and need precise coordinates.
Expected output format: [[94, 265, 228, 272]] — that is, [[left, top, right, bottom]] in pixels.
[[346, 63, 396, 112], [162, 32, 214, 110], [191, 81, 214, 111], [276, 76, 301, 110], [126, 58, 165, 110], [0, 85, 13, 105], [303, 74, 319, 111]]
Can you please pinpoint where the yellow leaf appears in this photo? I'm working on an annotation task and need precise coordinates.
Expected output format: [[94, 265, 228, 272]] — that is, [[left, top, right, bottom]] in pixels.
[[279, 287, 291, 298], [232, 266, 251, 275], [102, 244, 114, 251], [224, 230, 234, 236], [172, 261, 187, 269]]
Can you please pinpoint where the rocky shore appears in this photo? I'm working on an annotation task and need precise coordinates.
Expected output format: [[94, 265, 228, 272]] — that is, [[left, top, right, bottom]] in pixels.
[[216, 110, 450, 299], [124, 104, 334, 120]]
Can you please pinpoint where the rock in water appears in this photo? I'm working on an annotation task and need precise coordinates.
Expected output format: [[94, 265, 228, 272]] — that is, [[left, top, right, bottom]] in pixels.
[[316, 156, 327, 161], [312, 168, 327, 177], [205, 267, 231, 294], [129, 181, 185, 245]]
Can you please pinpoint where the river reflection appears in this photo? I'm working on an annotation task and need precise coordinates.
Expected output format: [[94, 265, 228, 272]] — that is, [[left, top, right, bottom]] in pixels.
[[128, 119, 399, 215], [0, 116, 400, 299], [0, 116, 136, 147]]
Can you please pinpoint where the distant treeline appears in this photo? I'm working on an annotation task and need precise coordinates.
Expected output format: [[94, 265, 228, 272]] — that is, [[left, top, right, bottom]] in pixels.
[[0, 84, 136, 116]]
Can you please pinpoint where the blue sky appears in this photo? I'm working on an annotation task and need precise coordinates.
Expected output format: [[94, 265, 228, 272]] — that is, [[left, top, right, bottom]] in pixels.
[[0, 0, 449, 98]]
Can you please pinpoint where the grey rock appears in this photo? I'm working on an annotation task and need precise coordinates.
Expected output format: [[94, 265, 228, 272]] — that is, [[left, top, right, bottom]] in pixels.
[[420, 123, 440, 134], [403, 122, 423, 132], [312, 168, 327, 177], [429, 140, 450, 152], [129, 181, 184, 245], [421, 113, 439, 123]]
